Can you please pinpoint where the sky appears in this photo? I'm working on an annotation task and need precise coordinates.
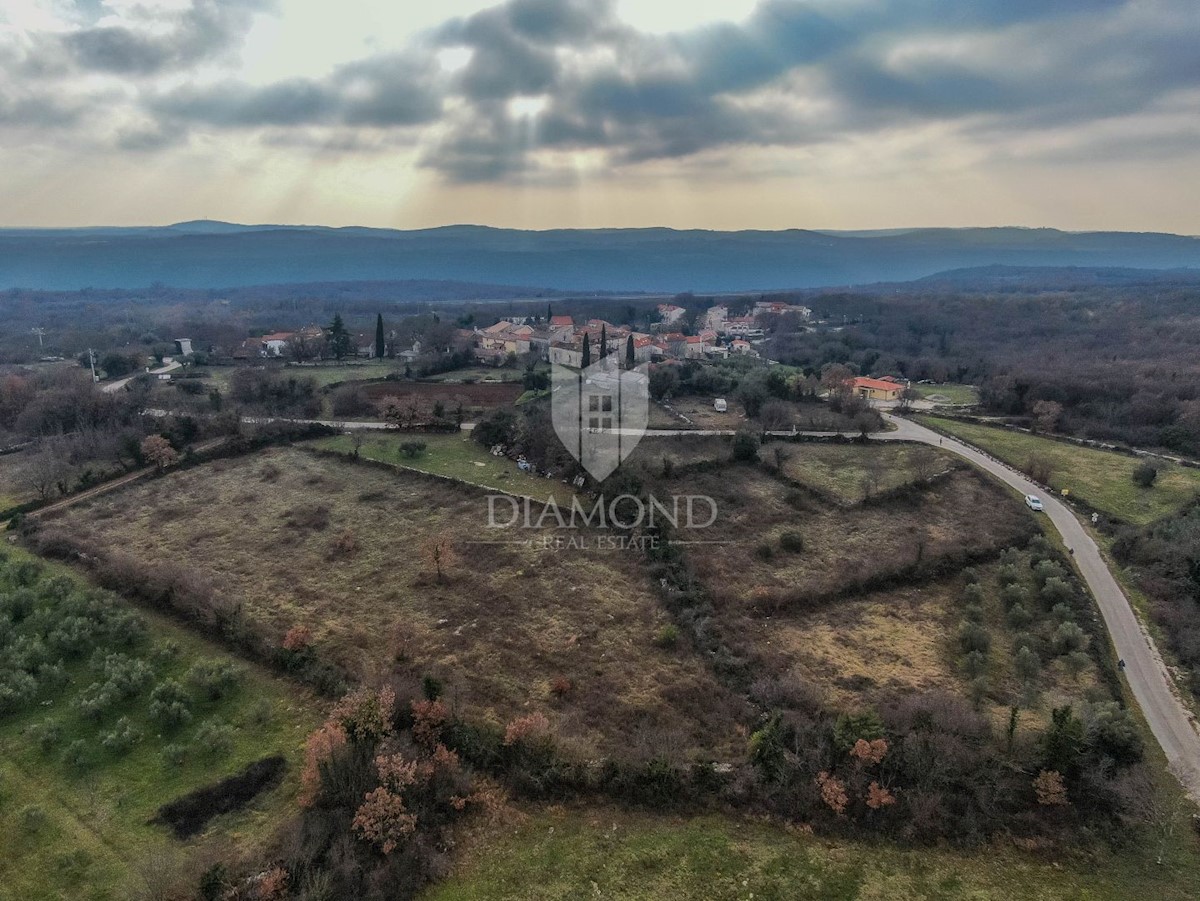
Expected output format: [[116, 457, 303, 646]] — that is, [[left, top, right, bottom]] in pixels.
[[0, 0, 1197, 232]]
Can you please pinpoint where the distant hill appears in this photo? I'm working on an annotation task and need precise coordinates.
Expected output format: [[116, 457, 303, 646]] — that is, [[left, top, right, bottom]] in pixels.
[[899, 264, 1200, 292], [3, 222, 1200, 292]]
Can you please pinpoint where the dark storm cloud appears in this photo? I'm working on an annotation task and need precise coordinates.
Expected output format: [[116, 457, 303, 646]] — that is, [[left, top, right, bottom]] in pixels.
[[149, 52, 443, 129], [413, 0, 1190, 181], [2, 0, 1197, 182], [62, 0, 273, 75]]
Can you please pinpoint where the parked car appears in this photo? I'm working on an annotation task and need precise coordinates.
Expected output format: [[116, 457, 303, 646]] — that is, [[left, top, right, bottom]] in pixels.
[[1025, 494, 1044, 511], [714, 398, 728, 412]]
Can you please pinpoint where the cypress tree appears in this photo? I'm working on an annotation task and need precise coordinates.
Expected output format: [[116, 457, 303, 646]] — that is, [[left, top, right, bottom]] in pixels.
[[625, 334, 635, 369], [374, 313, 385, 359], [600, 323, 608, 358], [582, 333, 592, 368]]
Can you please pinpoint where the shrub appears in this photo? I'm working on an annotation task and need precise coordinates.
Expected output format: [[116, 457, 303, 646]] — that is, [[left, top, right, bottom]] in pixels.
[[330, 529, 359, 558], [958, 622, 991, 655], [100, 717, 143, 755], [20, 805, 47, 833], [62, 739, 89, 769], [161, 743, 188, 767], [964, 650, 988, 678], [754, 542, 774, 561], [997, 564, 1022, 587], [36, 661, 69, 693], [246, 697, 274, 728], [1042, 577, 1075, 607], [1053, 622, 1088, 655], [961, 566, 979, 585], [398, 441, 427, 459], [731, 430, 760, 463], [779, 531, 804, 553], [1033, 560, 1066, 590], [1012, 632, 1040, 654], [186, 659, 243, 701], [29, 720, 63, 754], [1132, 462, 1159, 488], [149, 680, 193, 730], [1050, 602, 1075, 625], [1085, 702, 1144, 766], [194, 719, 235, 759], [963, 603, 985, 624], [94, 653, 154, 700], [653, 624, 679, 649], [1002, 584, 1029, 609], [1014, 646, 1041, 681], [832, 710, 884, 753], [73, 680, 121, 721], [1007, 603, 1033, 629], [0, 669, 38, 715]]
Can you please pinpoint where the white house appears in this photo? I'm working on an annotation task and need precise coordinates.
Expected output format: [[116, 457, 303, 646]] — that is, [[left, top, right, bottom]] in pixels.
[[657, 303, 685, 325]]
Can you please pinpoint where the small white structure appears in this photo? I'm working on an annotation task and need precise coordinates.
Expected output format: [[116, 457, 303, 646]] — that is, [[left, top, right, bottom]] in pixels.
[[714, 398, 728, 413], [173, 338, 193, 356]]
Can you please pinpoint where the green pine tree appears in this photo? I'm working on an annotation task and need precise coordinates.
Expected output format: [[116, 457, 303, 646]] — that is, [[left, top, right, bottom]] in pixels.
[[326, 313, 351, 361]]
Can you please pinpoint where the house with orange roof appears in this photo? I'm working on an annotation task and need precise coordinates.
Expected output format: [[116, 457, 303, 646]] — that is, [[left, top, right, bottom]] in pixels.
[[848, 376, 905, 401]]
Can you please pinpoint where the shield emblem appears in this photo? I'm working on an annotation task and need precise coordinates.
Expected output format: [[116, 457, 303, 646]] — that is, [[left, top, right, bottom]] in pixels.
[[552, 357, 649, 481]]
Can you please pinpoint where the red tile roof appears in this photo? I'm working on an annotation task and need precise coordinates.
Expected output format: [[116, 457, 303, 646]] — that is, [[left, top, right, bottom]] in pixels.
[[851, 377, 903, 393]]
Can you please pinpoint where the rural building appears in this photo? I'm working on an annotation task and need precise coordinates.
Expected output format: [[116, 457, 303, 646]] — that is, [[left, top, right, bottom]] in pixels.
[[173, 338, 193, 356], [849, 376, 904, 401], [261, 332, 294, 356], [549, 342, 584, 368], [657, 303, 685, 325]]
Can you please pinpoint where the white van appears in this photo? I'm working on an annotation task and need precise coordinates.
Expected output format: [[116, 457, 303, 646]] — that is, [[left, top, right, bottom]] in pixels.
[[714, 398, 728, 413]]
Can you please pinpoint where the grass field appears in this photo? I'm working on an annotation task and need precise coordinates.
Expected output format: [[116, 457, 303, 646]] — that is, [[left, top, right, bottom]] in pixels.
[[0, 547, 320, 901], [314, 432, 578, 504], [912, 383, 980, 405], [45, 448, 745, 760], [917, 416, 1200, 524], [680, 464, 1032, 605], [426, 807, 1200, 901], [766, 441, 957, 504], [423, 367, 530, 383]]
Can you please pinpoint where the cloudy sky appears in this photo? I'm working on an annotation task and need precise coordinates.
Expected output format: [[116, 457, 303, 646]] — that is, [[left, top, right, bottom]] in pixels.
[[1, 0, 1197, 231]]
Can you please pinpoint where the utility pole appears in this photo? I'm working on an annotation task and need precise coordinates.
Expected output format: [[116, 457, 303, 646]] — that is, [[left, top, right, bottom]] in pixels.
[[87, 348, 98, 383], [31, 327, 46, 348]]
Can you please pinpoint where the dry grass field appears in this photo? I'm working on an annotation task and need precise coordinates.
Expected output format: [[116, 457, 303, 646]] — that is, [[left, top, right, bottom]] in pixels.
[[676, 464, 1034, 606], [43, 447, 746, 761]]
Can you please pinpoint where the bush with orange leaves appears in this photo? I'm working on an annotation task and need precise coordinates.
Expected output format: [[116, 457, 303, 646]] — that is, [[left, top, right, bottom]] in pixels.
[[352, 785, 417, 854], [332, 685, 396, 743], [865, 781, 896, 810], [503, 711, 552, 748], [815, 771, 849, 815], [299, 720, 347, 807], [255, 865, 289, 900], [281, 624, 313, 653], [850, 737, 888, 765], [1033, 769, 1069, 806], [411, 698, 448, 748]]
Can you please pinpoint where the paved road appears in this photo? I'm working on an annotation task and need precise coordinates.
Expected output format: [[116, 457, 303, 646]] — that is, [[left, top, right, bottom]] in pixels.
[[879, 414, 1200, 802], [101, 360, 182, 394]]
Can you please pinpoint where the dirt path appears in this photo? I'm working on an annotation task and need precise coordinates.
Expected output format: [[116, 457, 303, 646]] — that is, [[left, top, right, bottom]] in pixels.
[[26, 438, 225, 518]]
